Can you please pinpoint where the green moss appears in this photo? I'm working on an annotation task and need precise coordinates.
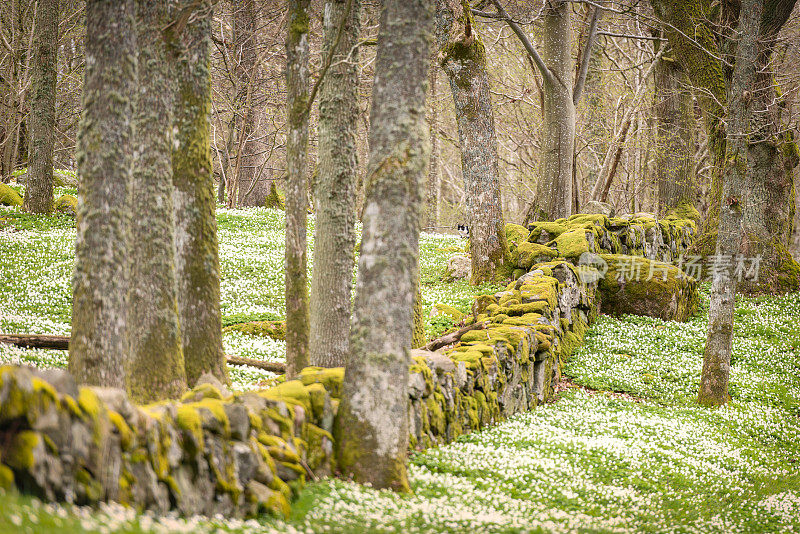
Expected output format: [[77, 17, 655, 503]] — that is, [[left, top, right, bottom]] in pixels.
[[298, 367, 344, 398], [567, 213, 609, 227], [181, 382, 225, 403], [515, 241, 558, 269], [264, 181, 285, 210], [108, 411, 134, 450], [504, 223, 530, 252], [0, 183, 22, 207], [665, 201, 701, 224], [53, 194, 77, 216], [175, 404, 205, 454], [262, 379, 311, 413], [5, 431, 40, 470], [548, 229, 591, 259], [77, 387, 102, 420], [0, 464, 14, 489], [223, 320, 286, 341], [432, 302, 464, 322]]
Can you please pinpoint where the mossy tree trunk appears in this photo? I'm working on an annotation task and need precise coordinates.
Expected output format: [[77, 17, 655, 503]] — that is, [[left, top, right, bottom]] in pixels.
[[126, 0, 187, 403], [172, 0, 228, 386], [653, 0, 799, 292], [309, 0, 361, 368], [736, 0, 799, 293], [232, 0, 267, 207], [698, 0, 761, 407], [284, 0, 311, 377], [334, 0, 433, 491], [23, 0, 58, 214], [436, 0, 506, 284], [69, 0, 136, 389], [530, 0, 575, 221], [654, 55, 697, 216]]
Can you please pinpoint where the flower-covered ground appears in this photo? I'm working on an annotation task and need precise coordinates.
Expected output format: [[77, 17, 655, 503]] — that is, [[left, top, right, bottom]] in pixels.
[[1, 196, 798, 533], [1, 194, 496, 390]]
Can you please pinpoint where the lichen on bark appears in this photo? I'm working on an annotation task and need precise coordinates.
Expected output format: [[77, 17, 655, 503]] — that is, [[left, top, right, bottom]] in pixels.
[[335, 0, 434, 491], [172, 0, 228, 386]]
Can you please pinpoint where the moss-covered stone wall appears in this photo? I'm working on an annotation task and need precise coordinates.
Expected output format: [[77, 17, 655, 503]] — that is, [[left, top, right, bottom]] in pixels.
[[0, 212, 696, 519]]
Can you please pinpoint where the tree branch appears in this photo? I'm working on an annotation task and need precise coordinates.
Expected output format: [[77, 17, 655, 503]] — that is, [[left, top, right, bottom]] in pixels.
[[487, 0, 557, 87], [305, 0, 354, 115], [573, 5, 603, 105]]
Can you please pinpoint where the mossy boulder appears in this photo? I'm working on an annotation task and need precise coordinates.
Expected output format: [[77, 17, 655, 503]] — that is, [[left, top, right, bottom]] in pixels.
[[598, 254, 698, 321], [504, 223, 529, 254], [515, 241, 557, 269], [547, 228, 594, 259], [0, 183, 23, 207], [54, 194, 78, 216], [527, 221, 567, 244]]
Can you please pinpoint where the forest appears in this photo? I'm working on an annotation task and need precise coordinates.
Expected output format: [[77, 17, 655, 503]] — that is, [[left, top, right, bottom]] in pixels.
[[0, 0, 799, 532]]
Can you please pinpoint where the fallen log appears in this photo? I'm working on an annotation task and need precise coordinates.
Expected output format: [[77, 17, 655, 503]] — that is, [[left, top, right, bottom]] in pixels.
[[0, 334, 69, 350], [0, 333, 286, 374], [424, 320, 489, 352], [225, 355, 285, 373]]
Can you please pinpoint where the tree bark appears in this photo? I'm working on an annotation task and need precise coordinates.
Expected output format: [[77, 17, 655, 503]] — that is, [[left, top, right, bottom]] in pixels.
[[334, 0, 433, 492], [655, 55, 696, 215], [530, 0, 575, 221], [436, 0, 506, 284], [69, 0, 136, 389], [284, 0, 311, 378], [309, 0, 361, 368], [172, 0, 229, 386], [24, 0, 58, 214], [126, 0, 187, 403], [653, 0, 799, 293], [698, 0, 761, 407], [232, 0, 267, 207], [425, 60, 440, 228]]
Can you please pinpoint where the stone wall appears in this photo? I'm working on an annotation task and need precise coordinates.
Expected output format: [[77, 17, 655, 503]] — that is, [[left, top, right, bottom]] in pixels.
[[0, 213, 696, 519]]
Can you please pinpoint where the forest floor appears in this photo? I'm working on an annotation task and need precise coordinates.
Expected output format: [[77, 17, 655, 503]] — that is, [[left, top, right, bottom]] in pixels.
[[1, 197, 799, 533]]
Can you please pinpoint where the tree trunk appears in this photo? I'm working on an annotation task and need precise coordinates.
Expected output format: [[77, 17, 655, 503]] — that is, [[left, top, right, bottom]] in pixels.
[[653, 0, 799, 293], [436, 0, 506, 284], [698, 0, 761, 407], [737, 0, 799, 293], [232, 0, 267, 207], [530, 0, 575, 221], [309, 0, 361, 368], [24, 0, 58, 214], [425, 60, 439, 228], [172, 0, 228, 386], [126, 0, 187, 403], [655, 55, 696, 216], [284, 0, 311, 378], [334, 0, 433, 492], [69, 0, 136, 389]]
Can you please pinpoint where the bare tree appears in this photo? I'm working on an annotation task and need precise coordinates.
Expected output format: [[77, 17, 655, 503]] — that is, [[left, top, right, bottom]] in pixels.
[[335, 0, 434, 491], [24, 0, 58, 213], [436, 0, 507, 284], [698, 0, 762, 407], [284, 0, 311, 377], [310, 0, 361, 368], [69, 0, 136, 388], [126, 0, 187, 402], [172, 0, 229, 386]]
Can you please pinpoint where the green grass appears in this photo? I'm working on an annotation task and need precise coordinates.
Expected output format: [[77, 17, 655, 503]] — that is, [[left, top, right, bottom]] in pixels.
[[2, 196, 798, 533], [0, 194, 483, 390]]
